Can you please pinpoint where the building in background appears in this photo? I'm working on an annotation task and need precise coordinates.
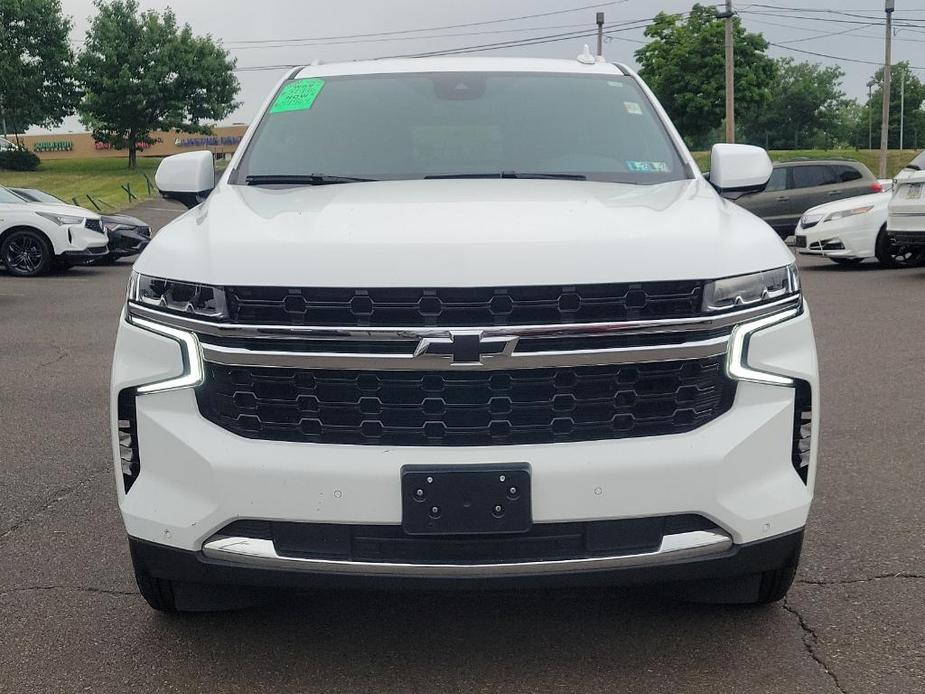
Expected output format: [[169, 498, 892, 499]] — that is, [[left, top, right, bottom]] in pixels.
[[16, 125, 248, 160]]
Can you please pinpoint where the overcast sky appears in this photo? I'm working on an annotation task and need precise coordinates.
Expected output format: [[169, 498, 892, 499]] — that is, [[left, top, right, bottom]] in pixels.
[[44, 0, 925, 133]]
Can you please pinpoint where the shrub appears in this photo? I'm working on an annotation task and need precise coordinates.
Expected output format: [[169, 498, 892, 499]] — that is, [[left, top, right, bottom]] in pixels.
[[0, 148, 41, 171]]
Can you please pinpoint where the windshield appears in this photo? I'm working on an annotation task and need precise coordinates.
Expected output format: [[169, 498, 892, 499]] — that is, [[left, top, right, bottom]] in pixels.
[[0, 187, 28, 204], [235, 72, 686, 185]]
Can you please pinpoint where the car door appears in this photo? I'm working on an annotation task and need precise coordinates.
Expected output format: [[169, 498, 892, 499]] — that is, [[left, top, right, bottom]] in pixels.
[[789, 164, 841, 222], [831, 163, 875, 199], [734, 165, 792, 236]]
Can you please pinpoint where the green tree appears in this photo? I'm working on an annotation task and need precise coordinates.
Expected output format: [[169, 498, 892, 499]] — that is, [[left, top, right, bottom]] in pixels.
[[866, 62, 925, 151], [0, 0, 78, 137], [742, 59, 848, 150], [634, 4, 776, 147], [76, 0, 239, 167]]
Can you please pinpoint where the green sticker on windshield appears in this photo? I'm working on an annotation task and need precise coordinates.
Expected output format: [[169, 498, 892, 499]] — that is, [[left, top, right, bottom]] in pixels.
[[270, 79, 325, 113]]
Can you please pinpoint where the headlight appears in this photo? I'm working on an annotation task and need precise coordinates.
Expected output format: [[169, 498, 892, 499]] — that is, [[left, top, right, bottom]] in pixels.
[[824, 205, 874, 222], [128, 271, 228, 320], [800, 213, 824, 228], [35, 211, 84, 226], [703, 264, 800, 313]]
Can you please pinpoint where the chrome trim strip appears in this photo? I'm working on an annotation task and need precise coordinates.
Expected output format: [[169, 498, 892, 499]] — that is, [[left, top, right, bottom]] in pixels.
[[200, 335, 729, 370], [127, 295, 800, 341], [201, 530, 733, 578]]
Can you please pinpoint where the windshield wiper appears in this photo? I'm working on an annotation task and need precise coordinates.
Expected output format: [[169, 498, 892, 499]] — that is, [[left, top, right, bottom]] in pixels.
[[245, 174, 376, 185], [424, 171, 587, 181]]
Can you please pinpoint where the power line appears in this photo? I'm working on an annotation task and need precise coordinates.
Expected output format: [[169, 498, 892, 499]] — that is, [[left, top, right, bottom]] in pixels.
[[768, 41, 925, 71], [227, 21, 630, 52], [225, 0, 631, 46]]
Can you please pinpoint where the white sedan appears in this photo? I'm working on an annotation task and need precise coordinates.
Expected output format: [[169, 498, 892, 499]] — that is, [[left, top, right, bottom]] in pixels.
[[0, 186, 109, 276], [793, 181, 922, 268]]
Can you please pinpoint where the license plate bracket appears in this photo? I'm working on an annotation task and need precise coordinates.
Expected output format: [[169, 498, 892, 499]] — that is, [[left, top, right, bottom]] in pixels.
[[401, 464, 531, 535]]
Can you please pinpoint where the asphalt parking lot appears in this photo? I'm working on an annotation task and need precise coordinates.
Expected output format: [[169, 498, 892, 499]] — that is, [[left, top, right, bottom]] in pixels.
[[1, 203, 923, 694]]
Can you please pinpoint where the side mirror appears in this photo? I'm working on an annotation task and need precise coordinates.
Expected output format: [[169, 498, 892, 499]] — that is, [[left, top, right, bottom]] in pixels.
[[155, 151, 215, 209], [708, 144, 773, 198]]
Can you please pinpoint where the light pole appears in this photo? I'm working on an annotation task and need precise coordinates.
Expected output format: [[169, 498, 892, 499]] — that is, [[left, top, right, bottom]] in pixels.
[[900, 68, 906, 150], [879, 0, 894, 178], [867, 80, 876, 150], [720, 0, 736, 143]]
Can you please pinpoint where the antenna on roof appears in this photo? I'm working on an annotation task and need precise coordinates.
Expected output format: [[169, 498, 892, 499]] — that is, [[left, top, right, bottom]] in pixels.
[[576, 44, 595, 65]]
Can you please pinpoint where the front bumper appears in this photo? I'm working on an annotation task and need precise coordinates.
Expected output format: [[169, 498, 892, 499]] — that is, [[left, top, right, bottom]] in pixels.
[[107, 229, 150, 258], [131, 529, 803, 590], [60, 245, 110, 265], [794, 216, 879, 259], [111, 304, 818, 584]]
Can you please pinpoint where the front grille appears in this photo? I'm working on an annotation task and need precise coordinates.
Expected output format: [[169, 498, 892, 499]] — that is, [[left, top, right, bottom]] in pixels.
[[794, 235, 808, 248], [218, 515, 719, 563], [85, 218, 103, 233], [196, 357, 736, 446], [225, 281, 705, 327]]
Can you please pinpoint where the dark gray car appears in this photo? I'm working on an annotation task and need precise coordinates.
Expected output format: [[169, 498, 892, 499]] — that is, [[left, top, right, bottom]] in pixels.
[[735, 159, 882, 239]]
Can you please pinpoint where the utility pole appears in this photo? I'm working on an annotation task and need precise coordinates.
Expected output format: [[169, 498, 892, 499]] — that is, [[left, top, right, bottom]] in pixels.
[[900, 68, 906, 150], [879, 0, 894, 178], [719, 0, 735, 143], [596, 12, 604, 58]]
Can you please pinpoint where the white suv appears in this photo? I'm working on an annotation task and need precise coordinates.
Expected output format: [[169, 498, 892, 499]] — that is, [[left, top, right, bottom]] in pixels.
[[111, 58, 818, 611], [1, 186, 108, 275]]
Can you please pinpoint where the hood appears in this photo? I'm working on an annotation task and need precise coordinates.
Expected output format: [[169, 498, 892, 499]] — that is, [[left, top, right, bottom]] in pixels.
[[0, 200, 101, 220], [135, 178, 793, 286], [102, 213, 146, 227], [802, 191, 891, 218]]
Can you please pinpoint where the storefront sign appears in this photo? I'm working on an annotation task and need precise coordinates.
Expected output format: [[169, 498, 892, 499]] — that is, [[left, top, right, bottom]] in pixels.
[[175, 135, 243, 147], [34, 140, 73, 152]]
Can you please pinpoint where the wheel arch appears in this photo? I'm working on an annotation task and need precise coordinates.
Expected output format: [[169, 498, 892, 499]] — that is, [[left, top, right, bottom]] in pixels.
[[0, 225, 57, 255]]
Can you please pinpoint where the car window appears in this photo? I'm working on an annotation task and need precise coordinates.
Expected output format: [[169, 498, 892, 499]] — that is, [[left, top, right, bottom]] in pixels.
[[832, 165, 863, 183], [764, 167, 788, 192], [237, 72, 687, 185], [791, 165, 837, 189]]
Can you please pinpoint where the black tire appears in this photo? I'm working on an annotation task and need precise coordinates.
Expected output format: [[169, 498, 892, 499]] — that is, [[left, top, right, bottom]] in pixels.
[[875, 226, 925, 268], [662, 535, 802, 605], [829, 257, 863, 266], [1, 229, 53, 277]]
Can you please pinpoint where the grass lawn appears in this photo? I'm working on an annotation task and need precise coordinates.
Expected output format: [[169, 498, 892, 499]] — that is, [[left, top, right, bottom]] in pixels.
[[0, 157, 161, 212], [692, 149, 919, 179]]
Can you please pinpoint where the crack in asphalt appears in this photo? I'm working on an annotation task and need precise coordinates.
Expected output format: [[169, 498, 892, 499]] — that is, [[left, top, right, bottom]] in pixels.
[[782, 599, 847, 694], [36, 340, 70, 368], [798, 572, 925, 586], [0, 585, 136, 598], [0, 470, 103, 546]]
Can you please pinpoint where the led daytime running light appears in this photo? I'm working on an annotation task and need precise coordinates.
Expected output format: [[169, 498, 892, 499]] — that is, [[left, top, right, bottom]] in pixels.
[[726, 308, 800, 386], [131, 316, 204, 394]]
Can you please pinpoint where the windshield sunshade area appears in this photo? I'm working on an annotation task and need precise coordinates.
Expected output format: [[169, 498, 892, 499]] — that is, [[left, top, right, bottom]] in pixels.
[[234, 72, 687, 186]]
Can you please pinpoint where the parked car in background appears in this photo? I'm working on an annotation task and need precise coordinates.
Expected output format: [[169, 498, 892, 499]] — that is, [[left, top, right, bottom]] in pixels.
[[0, 186, 108, 276], [10, 187, 150, 263], [794, 181, 920, 268], [736, 159, 883, 239], [115, 57, 818, 612], [888, 151, 925, 247], [0, 136, 17, 152]]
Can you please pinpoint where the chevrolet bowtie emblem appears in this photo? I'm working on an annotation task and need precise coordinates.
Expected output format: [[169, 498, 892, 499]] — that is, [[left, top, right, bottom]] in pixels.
[[415, 332, 519, 364]]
